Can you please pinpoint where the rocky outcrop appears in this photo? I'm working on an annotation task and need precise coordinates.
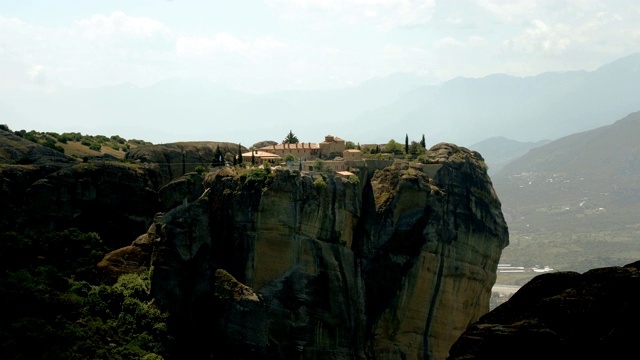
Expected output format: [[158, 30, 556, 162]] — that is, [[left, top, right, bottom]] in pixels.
[[0, 129, 77, 229], [447, 261, 640, 360], [0, 132, 236, 251], [0, 128, 73, 165], [97, 216, 164, 281], [141, 143, 508, 360], [158, 172, 205, 211], [126, 141, 244, 188], [21, 160, 160, 248]]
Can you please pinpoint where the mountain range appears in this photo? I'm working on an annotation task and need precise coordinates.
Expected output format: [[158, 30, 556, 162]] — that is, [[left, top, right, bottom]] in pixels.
[[2, 53, 640, 167], [492, 110, 640, 273]]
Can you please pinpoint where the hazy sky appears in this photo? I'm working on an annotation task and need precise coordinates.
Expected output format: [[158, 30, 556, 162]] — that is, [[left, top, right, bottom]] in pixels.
[[2, 0, 640, 94]]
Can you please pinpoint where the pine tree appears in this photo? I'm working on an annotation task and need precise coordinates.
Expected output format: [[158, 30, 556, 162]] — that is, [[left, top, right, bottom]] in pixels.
[[283, 130, 299, 144]]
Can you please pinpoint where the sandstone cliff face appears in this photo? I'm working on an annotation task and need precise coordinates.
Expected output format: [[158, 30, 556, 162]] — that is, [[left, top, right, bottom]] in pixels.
[[447, 261, 640, 360], [158, 172, 205, 211], [0, 133, 229, 252], [21, 161, 159, 248], [143, 143, 509, 360], [126, 142, 243, 188]]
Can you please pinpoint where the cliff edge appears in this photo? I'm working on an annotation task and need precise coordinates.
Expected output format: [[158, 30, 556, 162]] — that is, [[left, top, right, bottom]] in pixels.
[[134, 142, 509, 359]]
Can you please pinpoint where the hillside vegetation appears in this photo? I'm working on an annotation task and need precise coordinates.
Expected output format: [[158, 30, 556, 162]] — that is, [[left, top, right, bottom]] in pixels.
[[0, 229, 173, 359], [8, 126, 152, 161], [493, 111, 640, 273]]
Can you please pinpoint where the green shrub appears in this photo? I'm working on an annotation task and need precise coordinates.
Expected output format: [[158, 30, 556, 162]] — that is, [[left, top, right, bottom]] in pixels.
[[112, 273, 151, 299], [43, 140, 65, 153], [313, 158, 325, 172], [194, 165, 207, 175], [313, 178, 326, 191], [23, 131, 38, 143], [245, 167, 269, 184], [111, 135, 126, 144]]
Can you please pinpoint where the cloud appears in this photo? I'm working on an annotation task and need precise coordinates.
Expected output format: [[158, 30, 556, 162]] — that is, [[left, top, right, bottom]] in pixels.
[[176, 33, 288, 60], [75, 11, 171, 40], [266, 0, 437, 29], [28, 65, 46, 84], [476, 0, 540, 24], [500, 4, 634, 57], [502, 19, 572, 55], [0, 12, 179, 89]]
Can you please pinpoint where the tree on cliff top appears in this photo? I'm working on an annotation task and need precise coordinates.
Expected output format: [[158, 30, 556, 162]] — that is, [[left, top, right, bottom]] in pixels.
[[212, 145, 224, 167], [405, 134, 409, 154], [283, 130, 299, 144], [384, 139, 403, 155]]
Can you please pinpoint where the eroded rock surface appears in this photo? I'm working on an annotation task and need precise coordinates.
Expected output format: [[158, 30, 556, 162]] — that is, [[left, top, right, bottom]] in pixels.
[[0, 129, 76, 229], [141, 143, 508, 360], [447, 260, 640, 360], [21, 161, 159, 248], [126, 141, 242, 188]]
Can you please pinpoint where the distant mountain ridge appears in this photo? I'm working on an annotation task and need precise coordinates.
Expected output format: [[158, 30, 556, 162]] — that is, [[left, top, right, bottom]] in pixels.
[[491, 110, 640, 272], [355, 53, 640, 147], [468, 136, 551, 175], [2, 53, 640, 158]]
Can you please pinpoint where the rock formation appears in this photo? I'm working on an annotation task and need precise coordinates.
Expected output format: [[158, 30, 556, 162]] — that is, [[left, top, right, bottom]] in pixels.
[[1, 133, 216, 248], [447, 261, 640, 360], [20, 160, 160, 248], [0, 129, 76, 230], [1, 127, 510, 359], [126, 141, 243, 188], [138, 143, 508, 359]]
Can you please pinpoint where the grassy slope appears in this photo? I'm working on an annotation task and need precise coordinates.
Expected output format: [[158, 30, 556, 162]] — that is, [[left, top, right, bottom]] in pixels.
[[493, 111, 640, 273]]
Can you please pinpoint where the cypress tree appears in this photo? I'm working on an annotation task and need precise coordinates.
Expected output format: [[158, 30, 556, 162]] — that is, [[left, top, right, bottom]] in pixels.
[[213, 145, 224, 167], [420, 134, 426, 149], [405, 134, 409, 154], [237, 143, 243, 165]]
